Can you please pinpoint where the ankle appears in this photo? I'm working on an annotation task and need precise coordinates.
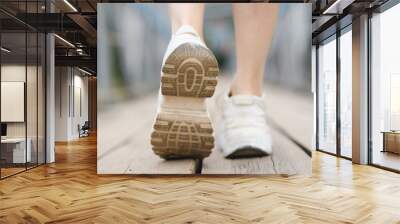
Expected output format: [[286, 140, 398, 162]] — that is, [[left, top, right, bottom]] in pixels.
[[230, 81, 263, 97], [173, 24, 203, 40]]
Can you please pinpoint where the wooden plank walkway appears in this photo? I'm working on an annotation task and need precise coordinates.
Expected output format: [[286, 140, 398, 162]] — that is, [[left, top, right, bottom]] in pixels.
[[202, 128, 308, 175], [98, 94, 197, 174], [98, 78, 311, 175], [204, 79, 311, 175]]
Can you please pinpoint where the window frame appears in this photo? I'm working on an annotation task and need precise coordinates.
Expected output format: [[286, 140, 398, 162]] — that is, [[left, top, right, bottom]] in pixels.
[[315, 23, 353, 161]]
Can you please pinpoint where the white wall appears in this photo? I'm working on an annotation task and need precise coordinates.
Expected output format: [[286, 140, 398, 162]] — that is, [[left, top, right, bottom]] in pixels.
[[71, 73, 89, 138], [1, 64, 47, 163], [1, 66, 26, 131], [55, 67, 69, 141], [1, 82, 25, 122], [1, 65, 37, 138], [55, 67, 89, 141]]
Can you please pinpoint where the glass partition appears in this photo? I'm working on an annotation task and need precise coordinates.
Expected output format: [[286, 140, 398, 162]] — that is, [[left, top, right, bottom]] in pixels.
[[38, 32, 45, 165], [1, 31, 28, 177], [0, 1, 46, 179], [27, 30, 38, 169], [317, 35, 337, 154]]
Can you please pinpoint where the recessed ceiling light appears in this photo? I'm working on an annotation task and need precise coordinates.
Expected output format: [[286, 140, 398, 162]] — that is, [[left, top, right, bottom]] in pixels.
[[63, 0, 78, 12], [78, 67, 93, 76], [322, 0, 354, 15], [54, 34, 75, 48]]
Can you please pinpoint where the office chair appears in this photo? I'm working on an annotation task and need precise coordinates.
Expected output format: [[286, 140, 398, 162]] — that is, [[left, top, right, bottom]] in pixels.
[[79, 121, 90, 138]]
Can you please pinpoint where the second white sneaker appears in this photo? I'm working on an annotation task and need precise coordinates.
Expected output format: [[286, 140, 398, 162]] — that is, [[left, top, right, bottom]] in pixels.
[[215, 93, 272, 159]]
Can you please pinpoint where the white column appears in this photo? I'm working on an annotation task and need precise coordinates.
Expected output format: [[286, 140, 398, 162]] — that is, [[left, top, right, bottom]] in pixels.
[[45, 0, 56, 163], [312, 45, 317, 150], [352, 14, 369, 164], [46, 32, 55, 163]]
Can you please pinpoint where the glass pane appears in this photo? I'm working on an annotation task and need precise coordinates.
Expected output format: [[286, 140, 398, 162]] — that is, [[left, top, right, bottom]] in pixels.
[[38, 33, 45, 165], [27, 31, 38, 169], [371, 4, 400, 171], [340, 29, 352, 158], [1, 31, 27, 177], [26, 0, 38, 169], [318, 36, 337, 154]]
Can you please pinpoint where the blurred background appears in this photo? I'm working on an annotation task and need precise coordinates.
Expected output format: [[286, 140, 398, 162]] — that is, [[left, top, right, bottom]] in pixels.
[[98, 3, 311, 110]]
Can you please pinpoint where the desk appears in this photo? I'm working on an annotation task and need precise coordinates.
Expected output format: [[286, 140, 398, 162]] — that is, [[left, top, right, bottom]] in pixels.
[[382, 131, 400, 154], [1, 138, 31, 163]]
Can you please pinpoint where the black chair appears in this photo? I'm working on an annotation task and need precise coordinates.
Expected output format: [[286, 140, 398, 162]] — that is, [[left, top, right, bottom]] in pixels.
[[79, 121, 90, 138]]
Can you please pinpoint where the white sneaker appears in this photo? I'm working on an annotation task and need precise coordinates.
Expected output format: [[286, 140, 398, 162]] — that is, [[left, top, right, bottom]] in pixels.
[[216, 93, 272, 158], [150, 25, 219, 159]]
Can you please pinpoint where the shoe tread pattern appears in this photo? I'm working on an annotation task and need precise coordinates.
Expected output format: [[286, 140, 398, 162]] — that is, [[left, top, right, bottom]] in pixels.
[[151, 115, 214, 159], [161, 43, 219, 98]]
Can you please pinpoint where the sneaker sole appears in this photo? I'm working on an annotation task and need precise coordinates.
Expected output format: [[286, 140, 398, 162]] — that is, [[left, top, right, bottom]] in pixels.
[[226, 146, 269, 159], [151, 43, 219, 159], [161, 43, 218, 97]]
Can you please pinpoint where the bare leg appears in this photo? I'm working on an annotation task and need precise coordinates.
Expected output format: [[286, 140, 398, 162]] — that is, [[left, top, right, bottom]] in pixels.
[[169, 3, 205, 38], [231, 3, 279, 96]]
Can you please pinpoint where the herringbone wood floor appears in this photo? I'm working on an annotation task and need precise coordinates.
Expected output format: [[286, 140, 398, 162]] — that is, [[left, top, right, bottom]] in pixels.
[[1, 135, 400, 223]]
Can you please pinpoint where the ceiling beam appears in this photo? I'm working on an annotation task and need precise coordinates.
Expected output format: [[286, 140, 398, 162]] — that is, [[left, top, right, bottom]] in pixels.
[[322, 0, 356, 14], [55, 55, 96, 71], [67, 13, 97, 42]]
